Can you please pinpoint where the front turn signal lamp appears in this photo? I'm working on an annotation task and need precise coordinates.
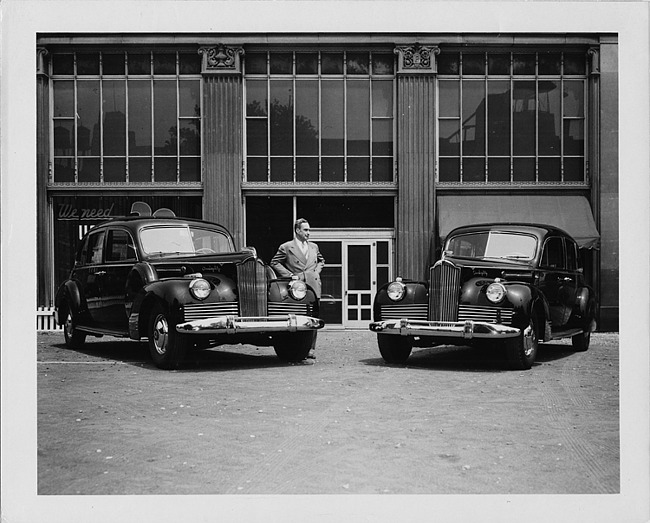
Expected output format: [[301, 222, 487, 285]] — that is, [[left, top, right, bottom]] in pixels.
[[387, 278, 406, 302]]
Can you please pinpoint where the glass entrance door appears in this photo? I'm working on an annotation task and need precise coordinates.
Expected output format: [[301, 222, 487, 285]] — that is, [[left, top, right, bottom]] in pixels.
[[345, 243, 374, 328], [317, 237, 392, 328]]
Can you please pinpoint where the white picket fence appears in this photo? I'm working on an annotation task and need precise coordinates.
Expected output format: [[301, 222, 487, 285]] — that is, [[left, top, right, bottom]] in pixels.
[[37, 306, 63, 331]]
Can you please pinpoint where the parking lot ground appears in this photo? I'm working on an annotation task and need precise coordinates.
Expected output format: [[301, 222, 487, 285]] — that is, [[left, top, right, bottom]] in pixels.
[[37, 329, 619, 496]]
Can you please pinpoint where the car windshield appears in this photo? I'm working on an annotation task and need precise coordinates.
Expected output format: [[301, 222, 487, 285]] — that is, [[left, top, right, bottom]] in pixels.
[[446, 231, 537, 261], [140, 226, 234, 257]]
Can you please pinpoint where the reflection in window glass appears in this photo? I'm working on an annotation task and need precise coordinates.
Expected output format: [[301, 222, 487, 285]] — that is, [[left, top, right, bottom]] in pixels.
[[347, 81, 370, 155], [462, 80, 486, 156], [153, 80, 177, 155], [245, 50, 394, 183], [51, 50, 201, 185], [128, 80, 152, 155], [53, 81, 74, 117], [296, 80, 319, 155], [103, 80, 126, 156]]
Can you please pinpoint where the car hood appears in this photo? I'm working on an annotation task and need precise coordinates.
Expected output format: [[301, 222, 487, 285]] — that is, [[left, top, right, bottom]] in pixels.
[[443, 256, 535, 271]]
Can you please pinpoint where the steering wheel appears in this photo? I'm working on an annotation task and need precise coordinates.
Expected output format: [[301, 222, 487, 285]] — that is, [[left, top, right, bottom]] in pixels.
[[196, 248, 216, 254]]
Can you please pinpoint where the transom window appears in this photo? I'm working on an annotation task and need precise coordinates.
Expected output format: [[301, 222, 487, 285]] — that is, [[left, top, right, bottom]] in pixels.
[[50, 50, 202, 184], [437, 50, 587, 185], [244, 50, 395, 184]]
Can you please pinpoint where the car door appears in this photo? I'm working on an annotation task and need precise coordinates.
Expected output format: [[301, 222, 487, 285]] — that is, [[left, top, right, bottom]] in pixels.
[[101, 227, 138, 331], [538, 235, 575, 328], [77, 229, 106, 326]]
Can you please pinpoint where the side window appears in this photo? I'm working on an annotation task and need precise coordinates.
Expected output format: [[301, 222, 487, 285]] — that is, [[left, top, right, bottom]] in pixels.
[[77, 236, 90, 264], [541, 236, 565, 269], [85, 231, 106, 265], [106, 229, 137, 262], [565, 238, 578, 271]]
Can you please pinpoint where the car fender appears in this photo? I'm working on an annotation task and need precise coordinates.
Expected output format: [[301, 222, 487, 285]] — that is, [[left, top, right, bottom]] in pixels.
[[373, 280, 428, 317], [54, 279, 84, 325], [502, 282, 550, 336]]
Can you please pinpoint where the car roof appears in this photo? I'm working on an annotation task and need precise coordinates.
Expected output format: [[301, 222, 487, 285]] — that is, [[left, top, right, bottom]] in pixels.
[[90, 216, 232, 236], [446, 222, 574, 241]]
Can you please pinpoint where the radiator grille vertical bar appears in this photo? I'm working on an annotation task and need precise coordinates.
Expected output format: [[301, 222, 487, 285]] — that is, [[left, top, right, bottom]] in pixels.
[[236, 258, 268, 317], [429, 260, 460, 321]]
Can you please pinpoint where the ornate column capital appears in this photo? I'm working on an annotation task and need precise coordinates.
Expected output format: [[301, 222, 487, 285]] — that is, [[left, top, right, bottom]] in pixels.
[[394, 43, 440, 75], [199, 44, 244, 75], [37, 47, 49, 77], [587, 47, 600, 76]]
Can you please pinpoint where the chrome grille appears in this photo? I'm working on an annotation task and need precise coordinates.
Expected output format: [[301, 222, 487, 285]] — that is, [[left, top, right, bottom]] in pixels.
[[236, 258, 268, 317], [429, 260, 461, 322], [458, 305, 514, 325], [268, 302, 309, 316], [183, 301, 238, 322], [380, 304, 428, 321]]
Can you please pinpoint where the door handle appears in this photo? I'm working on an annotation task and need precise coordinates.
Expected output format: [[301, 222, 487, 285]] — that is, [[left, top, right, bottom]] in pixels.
[[562, 277, 573, 282], [95, 271, 107, 276]]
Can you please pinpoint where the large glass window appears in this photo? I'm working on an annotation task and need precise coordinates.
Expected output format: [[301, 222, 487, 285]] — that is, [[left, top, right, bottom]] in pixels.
[[51, 50, 201, 184], [245, 50, 395, 183], [437, 51, 587, 185]]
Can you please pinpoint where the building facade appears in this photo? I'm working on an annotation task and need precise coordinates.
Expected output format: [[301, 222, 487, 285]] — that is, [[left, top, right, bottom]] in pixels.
[[36, 33, 618, 330]]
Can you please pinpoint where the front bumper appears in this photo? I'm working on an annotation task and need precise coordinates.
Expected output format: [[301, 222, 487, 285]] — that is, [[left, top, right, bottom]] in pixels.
[[176, 314, 325, 334], [369, 318, 520, 340]]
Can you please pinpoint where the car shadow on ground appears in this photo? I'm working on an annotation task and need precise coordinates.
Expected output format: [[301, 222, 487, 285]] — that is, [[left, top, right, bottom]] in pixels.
[[361, 341, 580, 373], [49, 338, 302, 373]]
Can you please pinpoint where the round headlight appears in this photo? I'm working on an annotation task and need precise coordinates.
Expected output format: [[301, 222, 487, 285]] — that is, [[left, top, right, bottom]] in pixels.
[[387, 281, 406, 302], [289, 279, 307, 300], [189, 278, 211, 300], [486, 282, 506, 303]]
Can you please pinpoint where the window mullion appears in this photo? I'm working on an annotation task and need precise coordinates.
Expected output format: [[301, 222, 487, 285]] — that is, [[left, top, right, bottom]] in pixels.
[[73, 56, 79, 184], [266, 52, 271, 182], [150, 52, 155, 183], [99, 64, 104, 184], [535, 52, 539, 183], [343, 51, 348, 183], [176, 52, 180, 183], [124, 53, 130, 183], [318, 52, 322, 183], [292, 53, 296, 183]]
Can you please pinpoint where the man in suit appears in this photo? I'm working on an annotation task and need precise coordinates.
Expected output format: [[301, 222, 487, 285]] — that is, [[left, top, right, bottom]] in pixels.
[[270, 218, 325, 359]]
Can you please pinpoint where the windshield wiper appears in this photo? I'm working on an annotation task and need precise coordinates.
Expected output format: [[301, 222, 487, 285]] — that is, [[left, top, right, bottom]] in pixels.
[[147, 251, 194, 258]]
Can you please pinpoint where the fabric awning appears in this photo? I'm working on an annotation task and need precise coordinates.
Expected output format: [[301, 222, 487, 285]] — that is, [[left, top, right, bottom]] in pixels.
[[437, 195, 600, 249]]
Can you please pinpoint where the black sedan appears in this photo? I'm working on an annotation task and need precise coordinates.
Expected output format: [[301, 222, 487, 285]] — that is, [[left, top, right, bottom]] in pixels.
[[370, 223, 598, 370], [54, 216, 323, 369]]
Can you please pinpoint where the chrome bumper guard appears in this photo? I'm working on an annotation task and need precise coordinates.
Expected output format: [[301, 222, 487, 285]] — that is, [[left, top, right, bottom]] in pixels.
[[176, 314, 325, 335], [369, 318, 520, 340]]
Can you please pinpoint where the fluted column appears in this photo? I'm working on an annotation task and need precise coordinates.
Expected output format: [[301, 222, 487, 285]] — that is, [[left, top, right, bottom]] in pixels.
[[37, 47, 52, 305], [395, 44, 438, 280], [199, 44, 245, 248]]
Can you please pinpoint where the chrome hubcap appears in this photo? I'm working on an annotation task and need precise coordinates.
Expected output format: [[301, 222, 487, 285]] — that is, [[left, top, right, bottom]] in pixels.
[[153, 315, 169, 355], [522, 323, 536, 357], [64, 313, 74, 338]]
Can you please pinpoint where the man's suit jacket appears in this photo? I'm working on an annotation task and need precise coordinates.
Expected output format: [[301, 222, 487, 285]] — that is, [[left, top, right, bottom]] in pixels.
[[270, 240, 325, 298]]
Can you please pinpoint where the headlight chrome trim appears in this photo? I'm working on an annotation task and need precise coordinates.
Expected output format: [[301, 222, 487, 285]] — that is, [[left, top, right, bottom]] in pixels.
[[386, 279, 406, 302], [189, 278, 211, 300], [289, 279, 307, 301], [485, 281, 507, 304]]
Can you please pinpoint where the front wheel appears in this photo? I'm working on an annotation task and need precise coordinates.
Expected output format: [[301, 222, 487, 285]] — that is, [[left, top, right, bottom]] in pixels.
[[63, 307, 86, 350], [572, 331, 591, 352], [378, 334, 413, 364], [148, 303, 188, 370], [273, 331, 314, 362], [506, 317, 538, 370]]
